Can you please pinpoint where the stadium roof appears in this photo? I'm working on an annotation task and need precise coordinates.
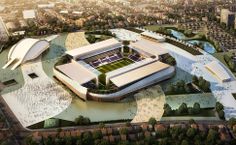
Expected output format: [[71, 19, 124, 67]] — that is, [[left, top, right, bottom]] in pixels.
[[56, 61, 97, 85], [110, 61, 170, 87], [66, 38, 122, 59], [205, 61, 231, 82], [141, 31, 165, 42], [130, 39, 169, 56]]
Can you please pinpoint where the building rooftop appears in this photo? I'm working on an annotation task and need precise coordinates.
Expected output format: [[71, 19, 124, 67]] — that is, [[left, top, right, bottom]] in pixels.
[[22, 10, 36, 19], [130, 39, 169, 56], [66, 38, 122, 59], [56, 61, 97, 85], [110, 61, 170, 87], [205, 61, 231, 82], [141, 31, 165, 42]]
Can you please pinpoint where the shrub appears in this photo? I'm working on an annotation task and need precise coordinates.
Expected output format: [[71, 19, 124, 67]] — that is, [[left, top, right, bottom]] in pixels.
[[148, 117, 157, 126]]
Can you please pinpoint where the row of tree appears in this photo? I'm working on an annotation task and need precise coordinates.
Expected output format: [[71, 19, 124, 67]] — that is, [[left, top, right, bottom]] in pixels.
[[215, 102, 225, 120], [224, 54, 236, 72], [74, 115, 91, 125], [163, 103, 201, 116], [165, 80, 198, 95], [192, 75, 211, 92]]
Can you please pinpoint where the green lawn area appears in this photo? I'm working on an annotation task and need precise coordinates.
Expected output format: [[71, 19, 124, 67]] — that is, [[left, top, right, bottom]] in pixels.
[[162, 108, 216, 117], [165, 93, 216, 110], [213, 52, 236, 76], [97, 58, 134, 74]]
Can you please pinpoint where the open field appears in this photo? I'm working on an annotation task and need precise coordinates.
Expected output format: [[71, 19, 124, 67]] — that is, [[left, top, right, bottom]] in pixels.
[[97, 58, 134, 73]]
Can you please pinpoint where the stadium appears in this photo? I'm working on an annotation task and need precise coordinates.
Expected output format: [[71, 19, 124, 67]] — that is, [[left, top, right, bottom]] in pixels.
[[54, 32, 176, 101]]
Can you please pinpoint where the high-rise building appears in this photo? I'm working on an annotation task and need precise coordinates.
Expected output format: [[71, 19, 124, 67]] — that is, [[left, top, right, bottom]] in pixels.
[[0, 17, 9, 43], [220, 9, 235, 28]]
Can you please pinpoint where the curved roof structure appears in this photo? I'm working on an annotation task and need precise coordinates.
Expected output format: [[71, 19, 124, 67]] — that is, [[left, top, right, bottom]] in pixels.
[[205, 61, 231, 82], [3, 38, 49, 70]]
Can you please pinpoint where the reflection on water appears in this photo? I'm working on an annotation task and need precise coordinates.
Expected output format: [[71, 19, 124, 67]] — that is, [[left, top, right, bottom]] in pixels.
[[169, 29, 216, 54], [168, 29, 186, 39], [188, 40, 216, 54], [55, 97, 137, 122]]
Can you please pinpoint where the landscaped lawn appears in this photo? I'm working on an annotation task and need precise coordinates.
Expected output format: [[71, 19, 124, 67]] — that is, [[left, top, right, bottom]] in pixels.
[[165, 93, 216, 109], [97, 58, 134, 74], [213, 52, 236, 76]]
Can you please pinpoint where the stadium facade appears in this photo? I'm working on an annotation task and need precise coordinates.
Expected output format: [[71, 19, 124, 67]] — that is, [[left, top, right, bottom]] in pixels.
[[54, 32, 175, 101]]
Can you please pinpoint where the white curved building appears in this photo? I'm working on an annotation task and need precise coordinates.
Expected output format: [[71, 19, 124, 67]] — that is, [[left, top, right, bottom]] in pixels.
[[3, 38, 49, 70]]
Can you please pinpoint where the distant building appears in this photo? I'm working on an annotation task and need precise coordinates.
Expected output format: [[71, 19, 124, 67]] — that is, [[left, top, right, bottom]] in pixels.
[[38, 3, 55, 9], [22, 10, 36, 19], [0, 17, 9, 43], [220, 9, 235, 28]]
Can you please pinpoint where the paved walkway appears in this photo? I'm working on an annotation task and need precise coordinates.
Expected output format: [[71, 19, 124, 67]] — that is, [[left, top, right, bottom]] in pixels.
[[2, 58, 72, 127], [132, 85, 165, 123], [65, 32, 89, 50]]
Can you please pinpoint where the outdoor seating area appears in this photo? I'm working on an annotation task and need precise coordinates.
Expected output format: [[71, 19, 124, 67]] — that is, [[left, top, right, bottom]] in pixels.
[[128, 53, 143, 62], [89, 52, 123, 68]]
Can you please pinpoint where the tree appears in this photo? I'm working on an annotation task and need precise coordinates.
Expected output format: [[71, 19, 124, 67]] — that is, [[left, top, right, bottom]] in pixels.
[[178, 103, 188, 114], [148, 117, 157, 126], [125, 122, 131, 127], [75, 116, 91, 125], [228, 118, 236, 127], [98, 140, 109, 145], [193, 103, 201, 114], [186, 128, 196, 138], [189, 119, 196, 124], [164, 104, 172, 116], [181, 140, 189, 145], [122, 40, 130, 46], [119, 128, 128, 135], [24, 136, 38, 145], [192, 75, 198, 84], [82, 131, 94, 145], [93, 130, 103, 140], [218, 110, 225, 120], [206, 129, 218, 145], [215, 102, 224, 112], [75, 115, 84, 125], [166, 84, 175, 95], [117, 141, 130, 145], [98, 122, 105, 128], [159, 138, 168, 145]]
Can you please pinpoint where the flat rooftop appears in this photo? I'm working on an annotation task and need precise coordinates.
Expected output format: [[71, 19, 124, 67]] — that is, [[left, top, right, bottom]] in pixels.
[[141, 31, 165, 41], [130, 39, 169, 56], [56, 61, 96, 85], [66, 38, 122, 59], [110, 61, 170, 87]]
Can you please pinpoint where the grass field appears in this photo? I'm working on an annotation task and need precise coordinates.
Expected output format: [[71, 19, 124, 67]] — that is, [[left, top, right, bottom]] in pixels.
[[97, 58, 134, 74]]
